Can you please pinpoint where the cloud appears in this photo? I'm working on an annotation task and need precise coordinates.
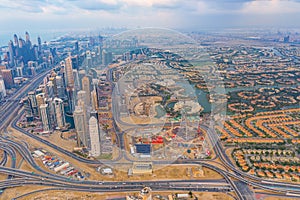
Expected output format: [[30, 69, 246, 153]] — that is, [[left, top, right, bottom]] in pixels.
[[203, 0, 253, 11], [69, 0, 121, 11], [1, 0, 299, 15], [0, 0, 44, 13], [0, 0, 300, 33], [241, 0, 300, 14]]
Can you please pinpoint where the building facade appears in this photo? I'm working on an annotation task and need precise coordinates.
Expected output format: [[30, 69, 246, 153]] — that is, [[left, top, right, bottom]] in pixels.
[[88, 116, 101, 157]]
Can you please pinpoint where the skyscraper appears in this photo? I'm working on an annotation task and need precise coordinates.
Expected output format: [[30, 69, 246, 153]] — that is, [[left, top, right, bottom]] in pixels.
[[0, 76, 6, 99], [71, 55, 79, 70], [1, 69, 14, 89], [102, 50, 112, 66], [36, 93, 45, 118], [13, 34, 19, 48], [19, 37, 25, 48], [16, 66, 23, 77], [28, 91, 38, 116], [74, 41, 79, 53], [66, 87, 76, 113], [88, 116, 101, 157], [46, 98, 55, 127], [37, 36, 42, 53], [25, 31, 31, 48], [53, 98, 66, 129], [73, 105, 88, 147], [86, 50, 92, 68], [64, 56, 74, 88], [91, 84, 98, 111], [40, 104, 51, 132], [77, 90, 87, 106], [81, 76, 91, 107], [55, 76, 65, 99], [23, 97, 34, 122], [73, 69, 80, 90], [46, 81, 54, 98], [8, 40, 15, 67]]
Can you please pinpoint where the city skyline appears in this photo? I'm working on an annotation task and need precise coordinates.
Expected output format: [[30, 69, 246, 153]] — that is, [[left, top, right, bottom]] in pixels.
[[0, 1, 300, 199]]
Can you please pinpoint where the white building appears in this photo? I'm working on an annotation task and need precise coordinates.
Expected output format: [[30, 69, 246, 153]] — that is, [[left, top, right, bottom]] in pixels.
[[89, 116, 101, 157], [40, 104, 51, 132], [73, 106, 88, 147], [53, 98, 66, 129], [77, 90, 87, 107], [0, 77, 6, 98]]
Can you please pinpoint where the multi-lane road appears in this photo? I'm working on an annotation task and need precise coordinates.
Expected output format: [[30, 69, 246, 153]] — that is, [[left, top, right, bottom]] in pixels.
[[0, 69, 51, 131], [0, 68, 238, 199], [0, 66, 300, 200]]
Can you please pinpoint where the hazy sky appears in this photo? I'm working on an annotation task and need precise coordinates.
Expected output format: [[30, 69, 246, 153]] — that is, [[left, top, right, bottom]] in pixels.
[[1, 0, 300, 37]]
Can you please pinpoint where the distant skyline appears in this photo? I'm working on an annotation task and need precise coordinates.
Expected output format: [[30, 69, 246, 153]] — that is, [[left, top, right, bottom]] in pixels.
[[1, 0, 300, 45]]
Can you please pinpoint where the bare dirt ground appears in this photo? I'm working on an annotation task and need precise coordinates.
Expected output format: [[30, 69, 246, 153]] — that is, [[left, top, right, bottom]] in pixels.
[[264, 197, 297, 200], [7, 127, 224, 181], [1, 186, 49, 200], [16, 190, 234, 200]]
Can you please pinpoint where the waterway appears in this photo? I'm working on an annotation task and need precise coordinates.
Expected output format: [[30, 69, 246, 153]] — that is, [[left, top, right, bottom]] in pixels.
[[155, 104, 166, 118], [194, 82, 300, 114]]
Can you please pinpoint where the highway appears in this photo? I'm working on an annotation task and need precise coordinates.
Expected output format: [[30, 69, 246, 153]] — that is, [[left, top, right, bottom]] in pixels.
[[0, 69, 52, 131], [0, 165, 233, 199], [0, 151, 7, 166], [0, 66, 237, 199], [0, 64, 299, 199]]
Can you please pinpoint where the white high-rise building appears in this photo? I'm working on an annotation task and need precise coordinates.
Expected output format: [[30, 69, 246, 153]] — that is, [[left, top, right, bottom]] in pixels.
[[0, 77, 6, 98], [53, 98, 66, 129], [73, 106, 88, 147], [77, 90, 87, 107], [40, 104, 51, 132], [89, 116, 101, 157]]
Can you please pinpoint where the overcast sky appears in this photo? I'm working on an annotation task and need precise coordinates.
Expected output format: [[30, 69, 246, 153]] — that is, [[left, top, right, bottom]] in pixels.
[[1, 0, 300, 41]]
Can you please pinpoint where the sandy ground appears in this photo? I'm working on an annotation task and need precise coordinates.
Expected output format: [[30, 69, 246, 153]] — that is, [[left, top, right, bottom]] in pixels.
[[7, 126, 101, 180], [5, 156, 12, 169], [121, 115, 164, 125], [107, 165, 223, 181], [19, 159, 40, 173], [264, 197, 298, 200], [0, 174, 7, 180], [7, 126, 224, 181], [0, 164, 225, 199], [16, 190, 234, 200], [1, 186, 49, 200], [46, 131, 77, 152]]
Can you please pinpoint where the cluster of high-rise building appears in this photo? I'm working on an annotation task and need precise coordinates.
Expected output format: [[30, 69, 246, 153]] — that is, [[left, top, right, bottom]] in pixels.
[[22, 35, 114, 157], [4, 32, 54, 75], [18, 32, 127, 158], [0, 32, 56, 101], [24, 57, 103, 156]]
